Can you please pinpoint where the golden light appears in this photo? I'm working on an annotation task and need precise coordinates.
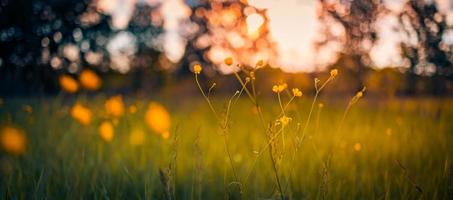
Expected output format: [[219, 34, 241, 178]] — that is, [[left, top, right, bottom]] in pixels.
[[246, 13, 264, 36]]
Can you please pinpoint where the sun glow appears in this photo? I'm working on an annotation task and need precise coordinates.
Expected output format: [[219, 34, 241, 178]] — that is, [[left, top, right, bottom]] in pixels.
[[246, 13, 265, 37]]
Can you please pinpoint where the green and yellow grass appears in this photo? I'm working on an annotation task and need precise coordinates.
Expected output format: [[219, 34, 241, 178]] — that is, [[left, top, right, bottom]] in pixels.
[[0, 95, 452, 199]]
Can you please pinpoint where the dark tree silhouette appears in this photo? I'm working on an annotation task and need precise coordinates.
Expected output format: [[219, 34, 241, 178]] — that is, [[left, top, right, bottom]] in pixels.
[[0, 0, 164, 95], [398, 0, 453, 95], [317, 0, 386, 90]]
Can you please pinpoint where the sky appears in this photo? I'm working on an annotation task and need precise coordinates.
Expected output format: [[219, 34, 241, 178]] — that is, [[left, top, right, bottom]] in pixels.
[[97, 0, 453, 72]]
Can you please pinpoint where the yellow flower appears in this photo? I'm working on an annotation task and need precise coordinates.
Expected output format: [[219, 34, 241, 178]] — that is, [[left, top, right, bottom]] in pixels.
[[98, 121, 114, 142], [278, 116, 291, 126], [356, 91, 363, 98], [59, 75, 79, 93], [272, 85, 279, 93], [292, 88, 303, 97], [0, 126, 27, 155], [70, 103, 92, 126], [224, 57, 233, 66], [129, 105, 137, 114], [330, 69, 338, 77], [129, 128, 146, 146], [161, 131, 170, 140], [145, 102, 171, 136], [193, 64, 202, 74], [354, 143, 361, 152], [105, 95, 125, 118], [272, 83, 287, 93], [318, 103, 324, 108], [79, 69, 101, 91]]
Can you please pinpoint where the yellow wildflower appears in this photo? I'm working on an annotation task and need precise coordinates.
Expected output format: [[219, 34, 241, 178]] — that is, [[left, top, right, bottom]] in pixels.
[[59, 75, 79, 93], [224, 57, 233, 66], [105, 95, 125, 118], [0, 126, 27, 155], [278, 116, 291, 126], [79, 69, 101, 91], [129, 105, 137, 114], [330, 69, 338, 77], [98, 121, 114, 142], [193, 64, 202, 74], [272, 83, 287, 93], [292, 88, 302, 97], [70, 103, 92, 126], [145, 102, 171, 136], [354, 143, 361, 152], [357, 91, 363, 98], [161, 131, 170, 140]]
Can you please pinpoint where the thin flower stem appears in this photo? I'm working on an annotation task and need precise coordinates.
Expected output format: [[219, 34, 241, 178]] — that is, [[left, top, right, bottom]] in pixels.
[[195, 74, 220, 122], [284, 76, 334, 192]]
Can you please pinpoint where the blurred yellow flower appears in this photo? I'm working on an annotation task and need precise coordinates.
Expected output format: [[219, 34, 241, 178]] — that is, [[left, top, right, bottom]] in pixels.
[[278, 116, 291, 126], [161, 131, 170, 139], [98, 121, 114, 142], [292, 88, 302, 97], [0, 126, 27, 155], [59, 75, 79, 93], [354, 143, 361, 152], [79, 69, 101, 91], [145, 102, 171, 137], [318, 103, 324, 108], [105, 95, 125, 118], [224, 57, 233, 66], [357, 91, 363, 98], [193, 64, 202, 74], [129, 105, 137, 114], [272, 83, 287, 93], [330, 69, 338, 77], [70, 103, 92, 126], [129, 129, 146, 146]]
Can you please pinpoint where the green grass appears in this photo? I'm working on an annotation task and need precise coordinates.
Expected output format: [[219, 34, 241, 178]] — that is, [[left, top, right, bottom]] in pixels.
[[0, 96, 452, 199]]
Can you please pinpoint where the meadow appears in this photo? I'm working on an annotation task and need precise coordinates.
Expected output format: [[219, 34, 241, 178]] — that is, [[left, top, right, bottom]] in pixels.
[[0, 92, 452, 199]]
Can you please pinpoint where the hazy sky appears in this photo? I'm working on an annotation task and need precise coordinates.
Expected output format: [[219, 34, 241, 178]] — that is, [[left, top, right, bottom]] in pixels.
[[98, 0, 453, 72]]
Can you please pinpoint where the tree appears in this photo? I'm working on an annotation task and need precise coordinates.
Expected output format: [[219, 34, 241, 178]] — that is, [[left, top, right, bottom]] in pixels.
[[180, 0, 277, 77], [0, 0, 165, 95], [398, 0, 453, 95], [317, 0, 386, 89]]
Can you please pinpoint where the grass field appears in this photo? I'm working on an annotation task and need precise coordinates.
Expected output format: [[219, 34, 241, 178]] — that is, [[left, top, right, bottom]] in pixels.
[[0, 95, 452, 199]]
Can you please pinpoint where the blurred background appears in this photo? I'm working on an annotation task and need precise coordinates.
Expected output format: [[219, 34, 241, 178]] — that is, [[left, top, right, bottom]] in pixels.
[[0, 0, 452, 97]]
